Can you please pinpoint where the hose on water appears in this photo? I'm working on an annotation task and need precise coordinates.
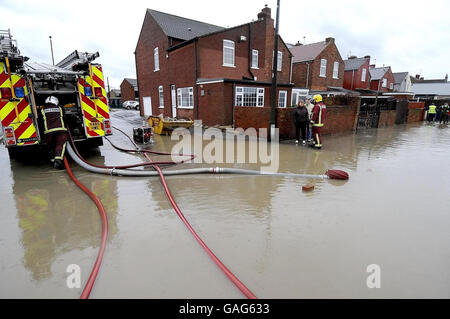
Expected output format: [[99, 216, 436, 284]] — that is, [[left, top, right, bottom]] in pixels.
[[64, 157, 108, 299]]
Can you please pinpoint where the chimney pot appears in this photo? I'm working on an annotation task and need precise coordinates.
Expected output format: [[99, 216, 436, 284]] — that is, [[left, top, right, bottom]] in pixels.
[[364, 55, 370, 59], [415, 74, 420, 79], [325, 37, 335, 43], [257, 5, 272, 20], [349, 55, 357, 59]]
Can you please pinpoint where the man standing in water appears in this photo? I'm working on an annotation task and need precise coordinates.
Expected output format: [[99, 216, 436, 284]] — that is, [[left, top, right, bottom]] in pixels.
[[293, 99, 309, 145], [310, 95, 326, 150], [40, 96, 68, 169]]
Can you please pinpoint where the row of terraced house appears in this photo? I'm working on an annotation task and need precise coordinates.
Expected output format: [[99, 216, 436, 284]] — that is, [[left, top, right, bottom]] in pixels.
[[132, 5, 436, 132]]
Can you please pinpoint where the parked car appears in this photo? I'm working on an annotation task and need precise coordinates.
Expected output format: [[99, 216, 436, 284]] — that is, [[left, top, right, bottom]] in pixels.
[[123, 100, 140, 110]]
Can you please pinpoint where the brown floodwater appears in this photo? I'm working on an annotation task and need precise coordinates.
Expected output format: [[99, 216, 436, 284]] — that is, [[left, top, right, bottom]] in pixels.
[[1, 109, 449, 299]]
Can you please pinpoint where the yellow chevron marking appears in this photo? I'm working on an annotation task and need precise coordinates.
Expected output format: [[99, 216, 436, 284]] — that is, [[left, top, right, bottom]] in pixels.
[[0, 102, 15, 120]]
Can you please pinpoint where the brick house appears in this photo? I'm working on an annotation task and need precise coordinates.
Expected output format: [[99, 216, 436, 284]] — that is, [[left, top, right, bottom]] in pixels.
[[120, 78, 139, 103], [369, 66, 395, 93], [135, 6, 293, 126], [343, 56, 371, 91], [290, 38, 344, 95]]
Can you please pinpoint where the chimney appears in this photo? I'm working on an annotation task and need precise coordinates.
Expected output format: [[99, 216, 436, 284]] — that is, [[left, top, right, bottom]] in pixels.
[[364, 55, 370, 60], [295, 41, 302, 46], [445, 74, 448, 82], [325, 37, 335, 44], [415, 74, 421, 79], [348, 55, 357, 59], [257, 4, 271, 20]]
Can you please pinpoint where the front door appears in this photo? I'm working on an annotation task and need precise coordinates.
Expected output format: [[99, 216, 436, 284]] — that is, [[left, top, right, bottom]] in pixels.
[[143, 96, 152, 116], [171, 85, 177, 118]]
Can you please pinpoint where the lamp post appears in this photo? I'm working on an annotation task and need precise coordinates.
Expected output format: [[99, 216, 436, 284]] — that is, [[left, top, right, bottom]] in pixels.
[[270, 0, 281, 141], [49, 36, 55, 66]]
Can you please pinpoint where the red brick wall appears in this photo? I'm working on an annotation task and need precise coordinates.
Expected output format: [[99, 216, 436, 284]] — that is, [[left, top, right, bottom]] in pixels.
[[234, 95, 359, 139], [407, 101, 425, 123], [120, 80, 136, 103], [292, 40, 344, 90], [343, 60, 371, 90]]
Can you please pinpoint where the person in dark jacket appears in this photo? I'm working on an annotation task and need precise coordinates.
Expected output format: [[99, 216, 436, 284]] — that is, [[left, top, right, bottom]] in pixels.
[[41, 96, 68, 169], [293, 99, 309, 145]]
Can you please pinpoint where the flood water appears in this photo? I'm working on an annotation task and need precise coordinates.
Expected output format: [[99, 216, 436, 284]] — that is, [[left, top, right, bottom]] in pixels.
[[1, 109, 449, 299]]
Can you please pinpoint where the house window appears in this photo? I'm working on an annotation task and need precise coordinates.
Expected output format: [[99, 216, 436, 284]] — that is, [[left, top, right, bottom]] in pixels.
[[333, 62, 339, 79], [382, 78, 387, 88], [252, 50, 259, 69], [361, 68, 367, 82], [158, 85, 164, 108], [320, 59, 327, 77], [390, 83, 394, 90], [154, 47, 159, 71], [277, 51, 282, 71], [278, 90, 287, 108], [235, 87, 265, 107], [177, 87, 194, 109], [223, 40, 235, 67]]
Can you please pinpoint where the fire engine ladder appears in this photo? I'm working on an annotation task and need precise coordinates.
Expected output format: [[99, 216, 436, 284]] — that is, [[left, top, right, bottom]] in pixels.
[[0, 29, 20, 58]]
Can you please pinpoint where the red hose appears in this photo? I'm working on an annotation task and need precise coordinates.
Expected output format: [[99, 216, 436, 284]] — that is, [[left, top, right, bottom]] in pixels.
[[64, 157, 109, 299]]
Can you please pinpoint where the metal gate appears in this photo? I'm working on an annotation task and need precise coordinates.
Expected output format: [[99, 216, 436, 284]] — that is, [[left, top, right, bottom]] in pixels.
[[357, 98, 397, 130]]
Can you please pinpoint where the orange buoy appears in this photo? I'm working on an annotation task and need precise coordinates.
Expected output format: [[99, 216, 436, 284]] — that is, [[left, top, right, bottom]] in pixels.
[[302, 184, 315, 192]]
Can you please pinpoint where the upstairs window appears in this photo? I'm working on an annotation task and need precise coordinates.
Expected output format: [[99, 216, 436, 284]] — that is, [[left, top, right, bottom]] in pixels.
[[361, 68, 367, 82], [223, 40, 235, 67], [158, 85, 164, 108], [333, 61, 339, 79], [252, 50, 259, 69], [177, 87, 194, 109], [154, 47, 160, 71], [382, 78, 387, 88], [390, 83, 394, 90], [277, 51, 283, 71], [235, 87, 264, 107], [278, 90, 287, 108], [320, 59, 327, 77]]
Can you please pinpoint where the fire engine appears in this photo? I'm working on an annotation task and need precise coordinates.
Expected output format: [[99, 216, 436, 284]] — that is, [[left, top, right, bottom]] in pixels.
[[0, 29, 111, 157]]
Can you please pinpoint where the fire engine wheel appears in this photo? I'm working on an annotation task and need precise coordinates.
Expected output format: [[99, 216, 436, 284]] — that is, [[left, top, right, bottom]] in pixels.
[[7, 147, 20, 159]]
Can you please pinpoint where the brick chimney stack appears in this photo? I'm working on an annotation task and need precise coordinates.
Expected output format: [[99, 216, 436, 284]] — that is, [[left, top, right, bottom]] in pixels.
[[258, 4, 272, 20], [325, 37, 335, 44]]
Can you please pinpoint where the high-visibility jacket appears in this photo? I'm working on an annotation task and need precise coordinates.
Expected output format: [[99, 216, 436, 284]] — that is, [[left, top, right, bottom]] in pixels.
[[41, 105, 67, 134], [428, 104, 437, 114], [311, 102, 326, 127]]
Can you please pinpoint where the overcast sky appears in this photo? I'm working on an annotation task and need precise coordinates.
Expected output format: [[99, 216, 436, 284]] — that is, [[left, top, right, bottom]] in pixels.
[[1, 0, 449, 88]]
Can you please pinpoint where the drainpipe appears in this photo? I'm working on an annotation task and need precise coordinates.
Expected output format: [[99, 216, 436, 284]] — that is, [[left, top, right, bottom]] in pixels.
[[194, 39, 199, 120], [351, 70, 355, 91], [289, 55, 293, 84], [248, 23, 255, 80], [232, 82, 236, 127], [134, 51, 142, 115], [306, 62, 310, 88]]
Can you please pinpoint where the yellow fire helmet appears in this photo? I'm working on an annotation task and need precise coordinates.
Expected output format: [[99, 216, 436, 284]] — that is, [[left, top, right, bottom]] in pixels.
[[313, 94, 323, 103]]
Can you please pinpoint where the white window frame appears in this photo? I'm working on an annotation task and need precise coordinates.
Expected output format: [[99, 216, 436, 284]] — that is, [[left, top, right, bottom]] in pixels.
[[177, 87, 194, 109], [333, 61, 339, 79], [158, 85, 164, 108], [320, 59, 327, 78], [277, 51, 283, 72], [361, 68, 367, 82], [252, 49, 259, 69], [235, 87, 265, 107], [278, 90, 288, 108], [154, 47, 160, 72], [390, 83, 394, 90], [223, 40, 235, 67], [382, 78, 387, 88], [291, 89, 309, 106]]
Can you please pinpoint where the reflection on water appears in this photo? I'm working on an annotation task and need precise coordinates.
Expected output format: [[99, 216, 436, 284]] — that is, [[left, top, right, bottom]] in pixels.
[[1, 110, 450, 298]]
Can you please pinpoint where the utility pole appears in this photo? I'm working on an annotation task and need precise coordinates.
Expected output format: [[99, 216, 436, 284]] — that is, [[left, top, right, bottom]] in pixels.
[[49, 36, 55, 65], [270, 0, 281, 141]]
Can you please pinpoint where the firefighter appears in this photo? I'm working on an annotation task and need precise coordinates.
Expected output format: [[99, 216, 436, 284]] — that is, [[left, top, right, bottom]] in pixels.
[[427, 103, 437, 122], [441, 103, 449, 124], [41, 96, 68, 169], [310, 94, 326, 150]]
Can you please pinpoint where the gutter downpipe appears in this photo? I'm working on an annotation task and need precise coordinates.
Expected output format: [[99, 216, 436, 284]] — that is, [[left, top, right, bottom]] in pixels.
[[248, 23, 255, 80], [351, 70, 355, 91], [306, 62, 310, 88], [194, 38, 199, 120]]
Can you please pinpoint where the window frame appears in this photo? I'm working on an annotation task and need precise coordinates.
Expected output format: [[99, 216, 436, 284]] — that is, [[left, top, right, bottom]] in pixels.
[[177, 87, 194, 109], [277, 51, 283, 72], [158, 85, 164, 109], [320, 59, 327, 78], [382, 78, 387, 88], [389, 82, 394, 90], [154, 47, 160, 72], [361, 68, 367, 82], [223, 40, 235, 67], [235, 87, 265, 107], [278, 90, 288, 108], [332, 61, 339, 79], [252, 49, 259, 69]]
